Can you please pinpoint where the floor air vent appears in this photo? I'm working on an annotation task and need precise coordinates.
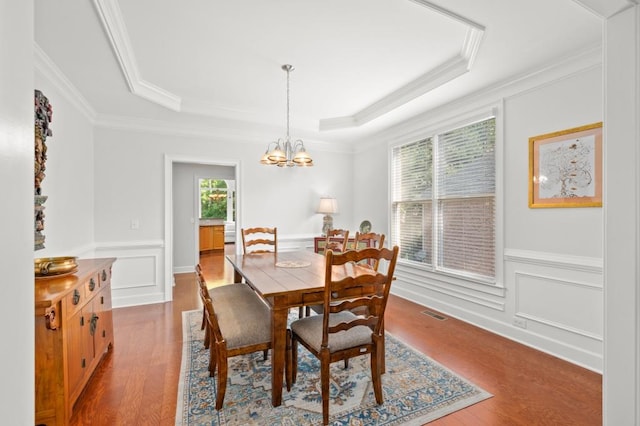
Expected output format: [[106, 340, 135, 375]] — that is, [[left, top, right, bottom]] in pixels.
[[422, 310, 448, 321]]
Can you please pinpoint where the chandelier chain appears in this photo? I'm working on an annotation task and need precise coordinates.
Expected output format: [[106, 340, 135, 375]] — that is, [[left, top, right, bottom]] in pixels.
[[286, 66, 290, 138]]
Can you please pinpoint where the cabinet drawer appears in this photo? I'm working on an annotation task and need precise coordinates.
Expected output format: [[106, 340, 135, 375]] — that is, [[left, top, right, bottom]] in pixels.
[[64, 284, 86, 317], [85, 274, 100, 298], [98, 266, 112, 288]]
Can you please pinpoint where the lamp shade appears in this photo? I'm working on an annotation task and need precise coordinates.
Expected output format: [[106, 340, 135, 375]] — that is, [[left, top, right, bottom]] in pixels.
[[316, 197, 338, 214]]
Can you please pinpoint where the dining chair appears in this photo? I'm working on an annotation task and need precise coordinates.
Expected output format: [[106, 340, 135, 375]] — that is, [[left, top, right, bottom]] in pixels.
[[241, 227, 277, 254], [304, 228, 351, 318], [287, 246, 399, 425], [200, 280, 277, 410], [354, 232, 385, 271], [195, 264, 259, 348], [324, 228, 349, 253]]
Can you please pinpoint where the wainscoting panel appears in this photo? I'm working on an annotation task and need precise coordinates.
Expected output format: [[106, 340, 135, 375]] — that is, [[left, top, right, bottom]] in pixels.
[[391, 248, 604, 372], [94, 240, 165, 308], [112, 255, 157, 289], [515, 272, 603, 339], [504, 248, 603, 371]]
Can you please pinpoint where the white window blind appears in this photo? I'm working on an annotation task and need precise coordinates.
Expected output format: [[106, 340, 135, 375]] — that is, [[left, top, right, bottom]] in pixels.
[[391, 117, 496, 281]]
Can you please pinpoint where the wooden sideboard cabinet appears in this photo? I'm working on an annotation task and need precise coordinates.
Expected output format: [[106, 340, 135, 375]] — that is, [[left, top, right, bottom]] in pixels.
[[313, 237, 368, 254], [35, 257, 116, 426], [199, 224, 224, 252]]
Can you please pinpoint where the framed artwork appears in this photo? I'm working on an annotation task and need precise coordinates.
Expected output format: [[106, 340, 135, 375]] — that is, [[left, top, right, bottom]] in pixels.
[[529, 122, 603, 208]]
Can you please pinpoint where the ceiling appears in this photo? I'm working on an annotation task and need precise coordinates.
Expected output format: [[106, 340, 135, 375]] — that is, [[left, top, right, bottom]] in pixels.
[[33, 0, 611, 146]]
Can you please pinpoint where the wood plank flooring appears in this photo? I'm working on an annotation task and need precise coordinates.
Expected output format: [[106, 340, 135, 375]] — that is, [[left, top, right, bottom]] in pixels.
[[69, 247, 602, 425]]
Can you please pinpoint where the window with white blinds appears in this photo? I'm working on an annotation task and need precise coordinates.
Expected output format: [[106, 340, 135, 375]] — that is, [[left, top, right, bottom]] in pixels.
[[391, 117, 496, 281]]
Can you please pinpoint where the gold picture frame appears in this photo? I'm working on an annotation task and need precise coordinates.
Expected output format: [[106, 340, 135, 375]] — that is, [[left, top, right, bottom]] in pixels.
[[529, 122, 603, 208]]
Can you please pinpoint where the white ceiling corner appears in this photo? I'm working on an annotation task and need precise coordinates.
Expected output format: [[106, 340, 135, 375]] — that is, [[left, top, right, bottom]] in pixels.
[[93, 0, 182, 111], [572, 0, 637, 17], [319, 1, 485, 131], [34, 43, 98, 121]]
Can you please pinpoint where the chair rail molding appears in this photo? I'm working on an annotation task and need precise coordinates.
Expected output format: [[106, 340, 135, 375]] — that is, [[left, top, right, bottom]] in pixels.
[[503, 248, 603, 274]]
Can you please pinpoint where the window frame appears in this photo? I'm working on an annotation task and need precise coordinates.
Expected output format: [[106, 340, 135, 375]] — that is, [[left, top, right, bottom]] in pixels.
[[389, 108, 503, 287]]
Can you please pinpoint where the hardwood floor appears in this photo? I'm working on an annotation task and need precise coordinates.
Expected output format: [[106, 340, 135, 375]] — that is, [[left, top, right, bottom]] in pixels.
[[70, 246, 602, 425]]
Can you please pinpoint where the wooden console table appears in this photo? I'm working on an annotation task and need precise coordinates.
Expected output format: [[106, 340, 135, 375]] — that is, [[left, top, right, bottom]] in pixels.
[[35, 257, 116, 426]]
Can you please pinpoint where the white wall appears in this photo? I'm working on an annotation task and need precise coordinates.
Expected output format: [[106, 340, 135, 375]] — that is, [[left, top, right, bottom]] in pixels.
[[91, 127, 353, 306], [603, 5, 640, 425], [352, 142, 390, 235], [355, 52, 604, 371], [0, 1, 35, 423]]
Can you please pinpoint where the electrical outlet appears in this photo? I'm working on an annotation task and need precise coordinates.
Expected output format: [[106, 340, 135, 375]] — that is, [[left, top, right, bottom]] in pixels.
[[130, 219, 139, 230], [513, 317, 527, 329]]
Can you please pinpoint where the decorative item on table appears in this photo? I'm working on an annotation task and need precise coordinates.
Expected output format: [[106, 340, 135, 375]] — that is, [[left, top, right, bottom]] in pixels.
[[34, 89, 53, 251], [259, 64, 313, 167], [316, 196, 338, 236], [34, 256, 78, 279], [359, 220, 372, 233]]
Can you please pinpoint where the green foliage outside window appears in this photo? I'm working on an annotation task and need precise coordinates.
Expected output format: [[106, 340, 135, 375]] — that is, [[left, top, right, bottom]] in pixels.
[[200, 179, 227, 219]]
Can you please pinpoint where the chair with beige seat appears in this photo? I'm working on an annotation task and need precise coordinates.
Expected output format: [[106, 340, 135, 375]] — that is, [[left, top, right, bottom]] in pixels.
[[196, 270, 276, 410], [287, 246, 399, 425]]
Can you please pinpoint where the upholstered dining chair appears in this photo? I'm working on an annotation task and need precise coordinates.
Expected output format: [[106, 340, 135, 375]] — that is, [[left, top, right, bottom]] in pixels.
[[287, 246, 399, 425], [241, 227, 277, 254], [199, 276, 277, 410]]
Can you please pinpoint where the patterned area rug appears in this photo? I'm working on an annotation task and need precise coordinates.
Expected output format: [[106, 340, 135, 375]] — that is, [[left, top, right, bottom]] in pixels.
[[176, 309, 491, 425]]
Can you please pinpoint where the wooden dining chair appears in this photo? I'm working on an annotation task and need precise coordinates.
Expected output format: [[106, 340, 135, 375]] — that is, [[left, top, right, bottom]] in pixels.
[[303, 229, 352, 317], [354, 232, 385, 271], [288, 246, 399, 425], [200, 281, 277, 410], [241, 227, 277, 254], [324, 228, 349, 253], [303, 228, 351, 318], [195, 263, 260, 349]]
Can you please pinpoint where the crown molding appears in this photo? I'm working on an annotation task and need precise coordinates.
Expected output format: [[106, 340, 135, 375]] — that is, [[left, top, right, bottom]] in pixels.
[[92, 0, 182, 111], [571, 0, 638, 18], [92, 113, 349, 153], [34, 43, 97, 122], [319, 1, 485, 131], [91, 0, 483, 130], [356, 44, 602, 150]]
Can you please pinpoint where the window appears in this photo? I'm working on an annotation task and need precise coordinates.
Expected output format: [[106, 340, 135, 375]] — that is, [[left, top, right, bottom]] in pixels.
[[199, 179, 232, 220], [391, 117, 496, 282]]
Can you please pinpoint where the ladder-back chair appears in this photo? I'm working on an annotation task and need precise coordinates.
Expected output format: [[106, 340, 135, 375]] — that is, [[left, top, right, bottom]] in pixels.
[[288, 246, 399, 425]]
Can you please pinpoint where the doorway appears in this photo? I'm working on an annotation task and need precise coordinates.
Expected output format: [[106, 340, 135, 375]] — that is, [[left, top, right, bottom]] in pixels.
[[164, 155, 241, 302]]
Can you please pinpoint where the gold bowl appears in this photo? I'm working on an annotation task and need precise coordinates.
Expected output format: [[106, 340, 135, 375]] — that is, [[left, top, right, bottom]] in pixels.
[[34, 256, 78, 278]]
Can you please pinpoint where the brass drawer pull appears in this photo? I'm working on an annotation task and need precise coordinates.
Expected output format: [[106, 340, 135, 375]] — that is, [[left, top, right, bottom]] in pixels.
[[44, 307, 57, 330], [90, 314, 99, 336]]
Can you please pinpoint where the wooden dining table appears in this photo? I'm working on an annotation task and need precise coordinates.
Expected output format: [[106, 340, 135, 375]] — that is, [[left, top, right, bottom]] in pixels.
[[225, 249, 364, 407]]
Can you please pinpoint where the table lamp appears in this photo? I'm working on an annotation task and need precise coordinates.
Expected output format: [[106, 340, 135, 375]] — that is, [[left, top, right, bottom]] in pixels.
[[316, 197, 338, 236]]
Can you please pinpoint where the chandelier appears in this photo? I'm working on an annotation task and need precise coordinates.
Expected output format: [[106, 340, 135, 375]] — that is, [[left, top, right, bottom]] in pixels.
[[260, 64, 313, 167]]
